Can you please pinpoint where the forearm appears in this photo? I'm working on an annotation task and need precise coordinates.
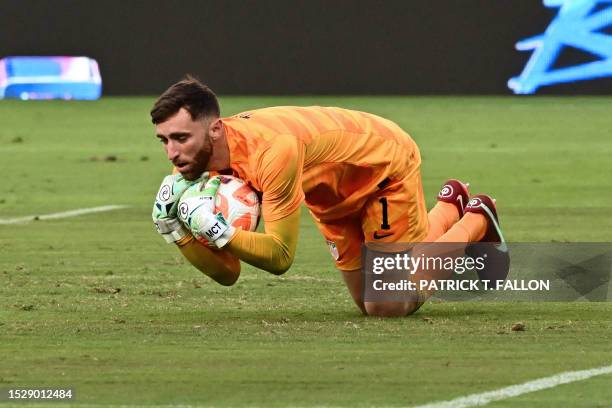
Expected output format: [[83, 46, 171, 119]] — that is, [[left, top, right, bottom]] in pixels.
[[176, 235, 241, 285], [226, 207, 300, 275], [226, 230, 294, 275]]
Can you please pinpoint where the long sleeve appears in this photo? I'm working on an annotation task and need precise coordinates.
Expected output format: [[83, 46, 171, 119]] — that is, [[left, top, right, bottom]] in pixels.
[[226, 207, 301, 275]]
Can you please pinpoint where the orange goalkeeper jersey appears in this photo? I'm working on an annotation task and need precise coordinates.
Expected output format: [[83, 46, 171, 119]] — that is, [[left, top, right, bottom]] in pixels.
[[223, 106, 420, 223]]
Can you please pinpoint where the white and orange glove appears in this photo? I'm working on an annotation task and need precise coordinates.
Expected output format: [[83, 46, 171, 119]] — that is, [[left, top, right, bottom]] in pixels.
[[152, 173, 206, 243], [178, 177, 236, 248]]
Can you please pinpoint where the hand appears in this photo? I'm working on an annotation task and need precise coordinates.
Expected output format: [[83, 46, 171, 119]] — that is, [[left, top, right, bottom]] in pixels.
[[178, 177, 236, 248], [152, 172, 207, 243]]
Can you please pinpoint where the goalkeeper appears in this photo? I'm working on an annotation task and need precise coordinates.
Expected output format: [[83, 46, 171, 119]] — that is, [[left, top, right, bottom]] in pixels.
[[151, 77, 504, 317]]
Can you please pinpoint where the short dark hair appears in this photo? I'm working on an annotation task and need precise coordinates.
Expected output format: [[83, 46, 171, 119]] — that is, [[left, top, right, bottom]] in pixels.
[[150, 75, 220, 124]]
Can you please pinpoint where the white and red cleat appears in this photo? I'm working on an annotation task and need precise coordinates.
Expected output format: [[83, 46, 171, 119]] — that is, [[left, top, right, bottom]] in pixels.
[[465, 194, 509, 281], [437, 179, 470, 217], [465, 194, 506, 247]]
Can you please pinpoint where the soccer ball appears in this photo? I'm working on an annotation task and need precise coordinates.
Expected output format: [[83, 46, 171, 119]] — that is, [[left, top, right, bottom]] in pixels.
[[178, 175, 260, 243], [213, 175, 260, 232]]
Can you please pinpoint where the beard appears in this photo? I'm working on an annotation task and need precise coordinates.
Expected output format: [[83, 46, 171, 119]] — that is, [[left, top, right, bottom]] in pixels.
[[182, 131, 213, 181]]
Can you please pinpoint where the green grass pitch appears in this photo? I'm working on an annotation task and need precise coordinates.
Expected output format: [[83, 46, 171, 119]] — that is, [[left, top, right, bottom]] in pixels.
[[1, 96, 611, 407]]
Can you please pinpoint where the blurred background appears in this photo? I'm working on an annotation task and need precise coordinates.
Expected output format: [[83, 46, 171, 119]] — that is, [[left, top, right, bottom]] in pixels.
[[2, 1, 612, 406], [2, 0, 611, 96]]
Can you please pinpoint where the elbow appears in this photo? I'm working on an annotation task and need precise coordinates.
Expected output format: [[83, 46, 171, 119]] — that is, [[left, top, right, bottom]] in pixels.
[[209, 264, 241, 286], [268, 265, 290, 276], [265, 256, 293, 276], [269, 241, 297, 275], [215, 274, 239, 286], [199, 262, 240, 286], [207, 268, 240, 286]]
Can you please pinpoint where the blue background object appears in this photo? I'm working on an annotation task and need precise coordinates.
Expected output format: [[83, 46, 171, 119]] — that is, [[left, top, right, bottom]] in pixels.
[[509, 0, 612, 94], [1, 1, 610, 94], [0, 1, 569, 95], [0, 56, 102, 100]]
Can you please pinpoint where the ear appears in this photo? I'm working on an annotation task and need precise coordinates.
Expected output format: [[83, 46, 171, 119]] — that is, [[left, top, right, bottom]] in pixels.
[[208, 118, 224, 140]]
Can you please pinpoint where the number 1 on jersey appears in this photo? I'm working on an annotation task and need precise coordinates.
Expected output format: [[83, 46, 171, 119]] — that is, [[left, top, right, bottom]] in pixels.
[[379, 197, 391, 230]]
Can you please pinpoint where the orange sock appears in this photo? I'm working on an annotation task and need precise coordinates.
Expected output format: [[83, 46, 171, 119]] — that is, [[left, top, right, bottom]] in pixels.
[[425, 201, 460, 242], [435, 213, 487, 243]]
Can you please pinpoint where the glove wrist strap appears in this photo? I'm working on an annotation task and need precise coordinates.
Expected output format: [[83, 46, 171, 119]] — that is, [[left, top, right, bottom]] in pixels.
[[155, 218, 190, 244], [175, 233, 195, 247], [215, 226, 236, 248], [201, 213, 236, 248]]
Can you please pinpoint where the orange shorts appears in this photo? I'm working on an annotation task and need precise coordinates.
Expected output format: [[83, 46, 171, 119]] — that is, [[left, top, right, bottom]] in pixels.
[[313, 169, 429, 271]]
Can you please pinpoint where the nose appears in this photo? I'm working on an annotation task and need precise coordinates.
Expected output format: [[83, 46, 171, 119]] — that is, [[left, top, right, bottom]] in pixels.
[[165, 140, 180, 162]]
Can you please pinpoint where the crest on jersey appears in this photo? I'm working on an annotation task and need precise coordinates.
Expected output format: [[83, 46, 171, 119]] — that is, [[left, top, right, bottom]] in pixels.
[[326, 240, 339, 260]]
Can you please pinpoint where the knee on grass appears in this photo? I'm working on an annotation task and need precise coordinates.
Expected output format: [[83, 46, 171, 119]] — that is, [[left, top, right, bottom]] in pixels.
[[364, 301, 421, 317]]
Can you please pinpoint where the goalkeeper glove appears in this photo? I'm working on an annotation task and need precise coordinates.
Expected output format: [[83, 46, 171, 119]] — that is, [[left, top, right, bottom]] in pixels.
[[178, 177, 236, 248], [152, 173, 206, 243]]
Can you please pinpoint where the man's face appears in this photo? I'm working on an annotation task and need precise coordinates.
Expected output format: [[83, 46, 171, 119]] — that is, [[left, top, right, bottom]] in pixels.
[[155, 107, 213, 180]]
